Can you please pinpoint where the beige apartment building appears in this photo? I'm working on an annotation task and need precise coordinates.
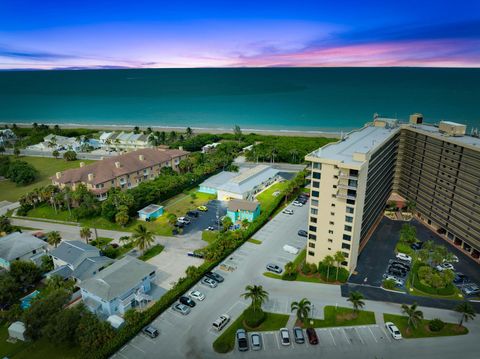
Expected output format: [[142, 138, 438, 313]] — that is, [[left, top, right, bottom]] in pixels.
[[52, 147, 189, 200], [305, 114, 480, 272]]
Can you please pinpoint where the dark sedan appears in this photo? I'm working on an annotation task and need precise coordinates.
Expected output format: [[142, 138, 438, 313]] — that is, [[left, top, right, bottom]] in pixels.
[[298, 230, 308, 237]]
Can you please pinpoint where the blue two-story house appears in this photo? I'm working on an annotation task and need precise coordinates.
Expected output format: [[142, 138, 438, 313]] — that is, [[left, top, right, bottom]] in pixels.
[[226, 199, 261, 223], [79, 256, 156, 317]]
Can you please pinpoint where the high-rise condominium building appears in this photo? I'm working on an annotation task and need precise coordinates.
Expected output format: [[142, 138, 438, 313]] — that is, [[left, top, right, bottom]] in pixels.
[[305, 114, 480, 272]]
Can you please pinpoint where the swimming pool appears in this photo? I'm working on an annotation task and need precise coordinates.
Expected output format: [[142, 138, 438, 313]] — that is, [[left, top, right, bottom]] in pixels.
[[20, 290, 40, 309]]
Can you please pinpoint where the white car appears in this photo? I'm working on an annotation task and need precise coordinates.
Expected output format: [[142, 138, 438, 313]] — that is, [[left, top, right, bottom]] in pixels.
[[282, 209, 294, 215], [283, 244, 299, 255], [177, 216, 191, 225], [443, 255, 459, 263], [279, 328, 290, 346], [292, 201, 303, 207], [385, 322, 402, 340], [436, 263, 455, 272], [188, 290, 205, 301], [396, 253, 412, 263], [383, 275, 404, 287]]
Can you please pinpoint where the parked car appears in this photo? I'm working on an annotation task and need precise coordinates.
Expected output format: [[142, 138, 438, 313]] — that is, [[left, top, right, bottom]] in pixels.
[[250, 332, 262, 350], [383, 275, 404, 287], [187, 251, 204, 259], [187, 210, 199, 218], [453, 273, 469, 284], [396, 253, 412, 263], [236, 329, 249, 351], [385, 322, 402, 340], [179, 296, 196, 307], [279, 328, 290, 346], [306, 327, 318, 345], [410, 241, 424, 250], [297, 230, 308, 237], [174, 221, 185, 228], [201, 277, 218, 288], [212, 314, 230, 331], [390, 260, 411, 270], [205, 271, 224, 283], [266, 263, 283, 274], [387, 267, 406, 277], [188, 290, 205, 301], [462, 283, 480, 296], [206, 226, 215, 231], [390, 262, 410, 272], [172, 303, 191, 315], [177, 216, 191, 225], [197, 206, 208, 212], [443, 255, 459, 263], [283, 244, 299, 254], [292, 201, 303, 207], [293, 327, 305, 344], [142, 325, 159, 338], [436, 263, 455, 272], [282, 209, 294, 215]]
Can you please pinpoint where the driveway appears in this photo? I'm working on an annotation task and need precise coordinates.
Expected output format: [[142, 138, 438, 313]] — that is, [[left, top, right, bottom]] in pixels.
[[180, 200, 227, 236]]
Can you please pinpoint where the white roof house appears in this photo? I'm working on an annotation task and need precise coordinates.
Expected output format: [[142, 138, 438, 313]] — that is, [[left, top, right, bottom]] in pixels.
[[8, 321, 27, 341]]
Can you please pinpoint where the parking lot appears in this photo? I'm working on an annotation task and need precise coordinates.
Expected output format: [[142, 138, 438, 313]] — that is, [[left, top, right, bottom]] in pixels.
[[229, 324, 395, 357], [349, 218, 480, 294], [179, 200, 227, 236]]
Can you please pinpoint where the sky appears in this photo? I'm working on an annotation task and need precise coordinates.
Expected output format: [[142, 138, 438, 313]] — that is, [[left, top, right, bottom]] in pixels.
[[0, 0, 479, 70]]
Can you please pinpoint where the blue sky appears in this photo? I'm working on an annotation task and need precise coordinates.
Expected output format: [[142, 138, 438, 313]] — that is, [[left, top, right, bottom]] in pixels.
[[1, 0, 479, 69]]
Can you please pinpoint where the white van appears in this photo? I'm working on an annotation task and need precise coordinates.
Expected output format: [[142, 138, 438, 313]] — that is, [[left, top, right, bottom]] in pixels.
[[283, 245, 299, 255], [212, 314, 230, 331]]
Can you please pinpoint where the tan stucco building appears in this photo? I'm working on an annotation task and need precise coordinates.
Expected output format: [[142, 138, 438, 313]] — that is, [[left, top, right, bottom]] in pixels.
[[306, 114, 480, 272]]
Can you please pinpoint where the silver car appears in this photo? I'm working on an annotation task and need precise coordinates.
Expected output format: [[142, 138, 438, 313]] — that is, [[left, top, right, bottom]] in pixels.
[[201, 277, 218, 288], [172, 303, 191, 315], [250, 332, 262, 350]]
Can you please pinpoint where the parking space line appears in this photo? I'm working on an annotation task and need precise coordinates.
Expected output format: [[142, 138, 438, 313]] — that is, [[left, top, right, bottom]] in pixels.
[[262, 333, 266, 350], [381, 327, 392, 342], [129, 343, 146, 354], [275, 332, 281, 349], [329, 330, 336, 345], [368, 326, 378, 342], [116, 351, 130, 359], [342, 328, 350, 344], [355, 328, 364, 344]]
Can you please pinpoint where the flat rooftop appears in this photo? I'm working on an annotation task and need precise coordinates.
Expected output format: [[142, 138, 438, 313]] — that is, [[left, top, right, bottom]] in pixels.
[[411, 124, 480, 148], [309, 124, 400, 165]]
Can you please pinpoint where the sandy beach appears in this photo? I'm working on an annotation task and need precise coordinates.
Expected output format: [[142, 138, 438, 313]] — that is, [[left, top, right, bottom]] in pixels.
[[2, 122, 341, 138]]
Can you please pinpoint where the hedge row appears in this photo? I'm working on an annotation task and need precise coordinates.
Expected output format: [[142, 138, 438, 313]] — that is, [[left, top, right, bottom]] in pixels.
[[410, 263, 456, 296], [89, 171, 306, 359]]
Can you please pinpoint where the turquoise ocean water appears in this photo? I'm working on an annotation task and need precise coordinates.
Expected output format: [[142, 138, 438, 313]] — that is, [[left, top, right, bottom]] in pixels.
[[0, 67, 479, 132]]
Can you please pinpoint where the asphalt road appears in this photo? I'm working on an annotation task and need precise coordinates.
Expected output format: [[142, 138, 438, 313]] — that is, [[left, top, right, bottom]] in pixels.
[[112, 203, 480, 359]]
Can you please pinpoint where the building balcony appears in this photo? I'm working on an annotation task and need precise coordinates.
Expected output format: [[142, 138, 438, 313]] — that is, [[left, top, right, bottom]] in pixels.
[[336, 192, 357, 200], [339, 172, 358, 180], [337, 184, 357, 190]]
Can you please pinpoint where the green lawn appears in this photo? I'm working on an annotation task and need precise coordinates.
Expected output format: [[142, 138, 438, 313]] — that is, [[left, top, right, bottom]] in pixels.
[[26, 204, 174, 236], [0, 324, 80, 359], [0, 156, 94, 202], [213, 310, 289, 353], [383, 314, 468, 338], [89, 236, 113, 248], [139, 244, 164, 261], [256, 181, 289, 209], [201, 230, 219, 243], [395, 241, 415, 256], [247, 238, 261, 245], [161, 188, 215, 216], [263, 272, 282, 279], [309, 306, 376, 328]]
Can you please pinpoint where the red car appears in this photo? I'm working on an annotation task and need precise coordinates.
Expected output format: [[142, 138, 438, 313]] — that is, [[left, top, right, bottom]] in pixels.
[[306, 328, 318, 345]]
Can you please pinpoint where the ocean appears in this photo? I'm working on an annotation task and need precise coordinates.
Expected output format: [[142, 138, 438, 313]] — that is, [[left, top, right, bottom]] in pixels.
[[0, 67, 479, 133]]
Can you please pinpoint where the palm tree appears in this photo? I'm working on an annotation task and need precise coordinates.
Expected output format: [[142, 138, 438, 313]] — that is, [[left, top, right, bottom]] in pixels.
[[131, 224, 155, 255], [455, 302, 476, 327], [80, 227, 92, 244], [334, 251, 346, 281], [52, 149, 59, 159], [241, 285, 269, 313], [347, 291, 365, 314], [186, 127, 193, 138], [47, 231, 62, 248], [401, 303, 423, 329], [323, 255, 335, 282], [284, 261, 295, 277], [291, 298, 311, 325]]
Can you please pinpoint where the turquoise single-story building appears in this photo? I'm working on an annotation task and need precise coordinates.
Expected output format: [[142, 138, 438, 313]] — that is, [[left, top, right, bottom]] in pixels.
[[138, 204, 164, 221], [198, 171, 238, 195], [227, 199, 261, 223]]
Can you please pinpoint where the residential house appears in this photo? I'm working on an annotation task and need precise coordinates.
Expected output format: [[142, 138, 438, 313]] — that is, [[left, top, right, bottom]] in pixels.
[[51, 147, 189, 200], [79, 256, 157, 317], [0, 232, 48, 269], [0, 129, 16, 146], [226, 199, 261, 223], [99, 131, 151, 150], [201, 142, 220, 153], [47, 240, 114, 283]]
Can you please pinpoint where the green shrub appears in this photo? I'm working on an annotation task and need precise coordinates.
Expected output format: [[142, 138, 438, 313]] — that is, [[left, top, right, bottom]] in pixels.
[[383, 279, 396, 290], [282, 272, 297, 281], [244, 307, 266, 328], [309, 263, 317, 274], [301, 262, 312, 275], [429, 318, 445, 332]]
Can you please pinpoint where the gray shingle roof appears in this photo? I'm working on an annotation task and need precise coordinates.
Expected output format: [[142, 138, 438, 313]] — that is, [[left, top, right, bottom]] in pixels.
[[227, 199, 260, 212], [72, 256, 114, 281], [79, 256, 156, 301], [0, 232, 47, 261], [50, 241, 100, 268], [47, 264, 73, 279]]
